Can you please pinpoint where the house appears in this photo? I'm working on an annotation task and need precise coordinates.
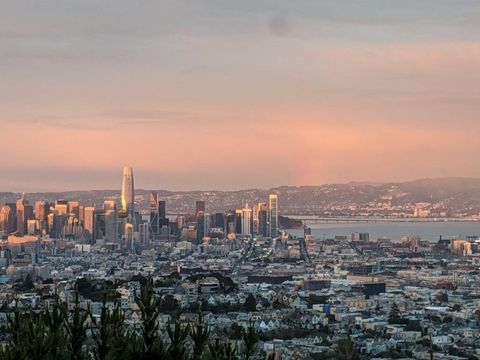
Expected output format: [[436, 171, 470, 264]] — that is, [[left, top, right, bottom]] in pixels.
[[432, 335, 455, 346], [291, 296, 308, 310], [207, 295, 217, 306], [399, 331, 422, 342], [311, 313, 328, 327]]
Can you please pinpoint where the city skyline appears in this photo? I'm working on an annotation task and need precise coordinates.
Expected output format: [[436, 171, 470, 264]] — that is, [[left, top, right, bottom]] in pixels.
[[0, 164, 284, 243], [1, 1, 480, 191], [1, 3, 480, 357]]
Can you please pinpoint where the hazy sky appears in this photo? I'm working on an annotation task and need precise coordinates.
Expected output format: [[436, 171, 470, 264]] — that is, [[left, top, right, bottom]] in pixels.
[[1, 1, 480, 191]]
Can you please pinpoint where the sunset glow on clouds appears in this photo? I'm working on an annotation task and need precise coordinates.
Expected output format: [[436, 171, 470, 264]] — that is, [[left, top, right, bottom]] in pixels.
[[1, 1, 480, 191]]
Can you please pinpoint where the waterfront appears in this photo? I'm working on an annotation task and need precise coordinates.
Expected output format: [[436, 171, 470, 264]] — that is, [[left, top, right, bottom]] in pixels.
[[287, 220, 480, 242]]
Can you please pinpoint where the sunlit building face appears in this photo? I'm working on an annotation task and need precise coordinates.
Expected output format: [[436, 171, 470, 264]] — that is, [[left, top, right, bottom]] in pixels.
[[121, 166, 134, 219]]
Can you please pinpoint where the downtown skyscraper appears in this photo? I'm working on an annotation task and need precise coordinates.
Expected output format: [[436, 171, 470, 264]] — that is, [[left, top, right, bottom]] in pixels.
[[268, 194, 278, 238], [16, 194, 33, 236], [241, 204, 253, 236], [121, 166, 135, 220], [150, 192, 168, 236], [257, 202, 268, 237]]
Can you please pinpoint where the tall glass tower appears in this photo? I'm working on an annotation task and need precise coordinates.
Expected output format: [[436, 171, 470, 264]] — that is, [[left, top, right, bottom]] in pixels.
[[121, 166, 134, 220], [268, 194, 278, 238], [150, 192, 159, 235]]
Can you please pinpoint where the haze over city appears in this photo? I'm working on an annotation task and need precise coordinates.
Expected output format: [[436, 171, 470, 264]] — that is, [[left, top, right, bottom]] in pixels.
[[2, 1, 480, 191], [4, 2, 480, 360]]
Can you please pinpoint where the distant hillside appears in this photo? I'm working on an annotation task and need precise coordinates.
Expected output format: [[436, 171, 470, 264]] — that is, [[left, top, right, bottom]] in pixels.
[[2, 177, 480, 217]]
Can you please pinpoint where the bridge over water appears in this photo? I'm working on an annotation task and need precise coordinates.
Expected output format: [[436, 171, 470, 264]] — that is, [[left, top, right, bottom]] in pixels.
[[286, 216, 478, 225]]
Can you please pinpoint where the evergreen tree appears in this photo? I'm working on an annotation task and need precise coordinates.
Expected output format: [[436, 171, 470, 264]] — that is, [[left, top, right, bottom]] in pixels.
[[242, 323, 259, 360], [136, 278, 164, 359], [223, 341, 238, 360], [335, 337, 359, 360], [166, 321, 189, 360], [388, 302, 401, 324], [22, 311, 52, 360], [244, 294, 256, 312], [189, 314, 210, 360], [65, 290, 89, 360], [91, 299, 130, 360], [207, 339, 238, 360], [207, 339, 225, 360], [4, 305, 26, 360], [1, 295, 69, 360], [43, 296, 68, 359]]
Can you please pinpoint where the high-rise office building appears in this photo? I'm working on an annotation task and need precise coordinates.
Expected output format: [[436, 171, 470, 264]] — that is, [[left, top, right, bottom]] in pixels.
[[83, 206, 95, 243], [27, 219, 37, 235], [68, 201, 80, 217], [176, 215, 185, 229], [241, 204, 253, 236], [158, 200, 166, 220], [16, 195, 33, 236], [55, 200, 69, 216], [47, 213, 54, 237], [150, 193, 168, 236], [94, 211, 106, 241], [225, 211, 235, 234], [0, 206, 8, 234], [139, 222, 149, 245], [150, 192, 159, 235], [134, 213, 142, 233], [252, 204, 258, 234], [104, 200, 116, 211], [104, 200, 117, 242], [125, 223, 134, 252], [195, 200, 205, 215], [268, 194, 279, 238], [121, 166, 135, 220], [63, 215, 81, 239], [257, 203, 268, 237], [213, 213, 225, 231], [79, 205, 85, 223], [0, 203, 16, 235], [16, 196, 26, 235], [235, 209, 243, 234], [34, 200, 49, 222], [48, 213, 66, 239], [195, 200, 206, 244], [35, 200, 49, 233], [158, 200, 169, 233], [196, 210, 206, 244], [204, 213, 211, 238]]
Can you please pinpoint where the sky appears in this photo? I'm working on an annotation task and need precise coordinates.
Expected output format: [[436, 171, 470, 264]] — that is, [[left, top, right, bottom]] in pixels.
[[1, 0, 480, 191]]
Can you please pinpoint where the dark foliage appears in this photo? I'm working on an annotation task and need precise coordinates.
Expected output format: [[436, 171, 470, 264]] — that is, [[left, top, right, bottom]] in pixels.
[[0, 278, 267, 360]]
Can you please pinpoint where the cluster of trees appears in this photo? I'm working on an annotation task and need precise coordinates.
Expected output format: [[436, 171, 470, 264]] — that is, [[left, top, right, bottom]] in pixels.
[[12, 274, 35, 292], [388, 303, 423, 332], [76, 278, 119, 303], [0, 279, 269, 360], [185, 273, 237, 294], [311, 337, 359, 360], [258, 327, 329, 342]]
